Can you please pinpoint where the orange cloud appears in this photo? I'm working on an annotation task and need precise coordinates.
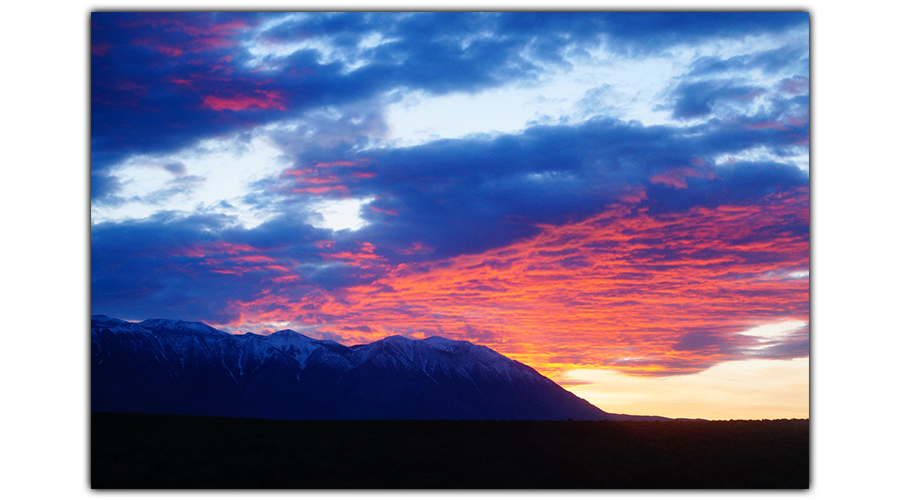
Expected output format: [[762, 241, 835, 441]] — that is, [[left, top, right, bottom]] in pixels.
[[226, 188, 809, 380]]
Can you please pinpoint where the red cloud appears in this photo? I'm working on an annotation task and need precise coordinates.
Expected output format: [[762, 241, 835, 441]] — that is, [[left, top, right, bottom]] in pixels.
[[368, 205, 399, 216], [203, 90, 287, 111], [315, 161, 359, 168], [291, 186, 348, 195], [180, 19, 249, 37], [278, 163, 377, 196], [172, 242, 293, 278], [124, 15, 249, 57]]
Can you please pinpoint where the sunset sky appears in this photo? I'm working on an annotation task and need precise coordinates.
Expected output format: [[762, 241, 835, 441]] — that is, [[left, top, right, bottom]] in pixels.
[[90, 12, 809, 419]]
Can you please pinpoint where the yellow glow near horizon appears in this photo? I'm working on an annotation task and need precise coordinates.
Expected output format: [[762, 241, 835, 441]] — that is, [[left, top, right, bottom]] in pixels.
[[561, 357, 809, 421]]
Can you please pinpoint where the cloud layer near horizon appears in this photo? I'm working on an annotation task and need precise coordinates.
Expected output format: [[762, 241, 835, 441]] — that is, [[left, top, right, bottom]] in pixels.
[[91, 12, 809, 381]]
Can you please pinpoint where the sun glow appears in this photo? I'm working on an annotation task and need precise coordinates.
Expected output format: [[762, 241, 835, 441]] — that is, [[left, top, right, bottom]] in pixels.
[[562, 357, 809, 420]]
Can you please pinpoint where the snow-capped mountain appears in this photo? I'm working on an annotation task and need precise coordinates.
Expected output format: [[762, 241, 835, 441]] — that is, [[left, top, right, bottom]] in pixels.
[[91, 315, 631, 420]]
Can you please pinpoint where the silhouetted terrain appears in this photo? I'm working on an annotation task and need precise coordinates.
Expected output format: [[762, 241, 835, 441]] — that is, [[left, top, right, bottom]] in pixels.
[[91, 412, 809, 489], [92, 316, 652, 421]]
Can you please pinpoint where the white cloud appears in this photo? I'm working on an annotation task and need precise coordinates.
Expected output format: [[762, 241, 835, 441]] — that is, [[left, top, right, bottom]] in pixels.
[[308, 196, 375, 231], [736, 319, 808, 341], [381, 30, 808, 149], [244, 17, 399, 75], [90, 133, 290, 229], [382, 51, 686, 148], [713, 145, 809, 172]]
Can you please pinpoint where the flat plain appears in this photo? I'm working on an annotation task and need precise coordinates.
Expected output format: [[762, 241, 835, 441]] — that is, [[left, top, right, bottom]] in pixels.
[[91, 412, 809, 489]]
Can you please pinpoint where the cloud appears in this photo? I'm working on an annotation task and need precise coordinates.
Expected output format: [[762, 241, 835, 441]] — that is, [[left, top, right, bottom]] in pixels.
[[591, 12, 807, 55], [90, 172, 125, 206], [162, 162, 187, 176], [643, 160, 809, 216], [669, 80, 767, 120], [139, 175, 206, 205], [92, 12, 809, 204], [91, 209, 331, 321], [778, 75, 810, 95], [145, 185, 807, 378], [91, 13, 809, 384], [202, 90, 288, 112], [92, 103, 809, 374], [252, 116, 808, 262], [687, 44, 809, 78]]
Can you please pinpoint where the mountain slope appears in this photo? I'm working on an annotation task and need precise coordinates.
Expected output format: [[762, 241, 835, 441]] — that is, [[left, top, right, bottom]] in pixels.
[[92, 315, 633, 421]]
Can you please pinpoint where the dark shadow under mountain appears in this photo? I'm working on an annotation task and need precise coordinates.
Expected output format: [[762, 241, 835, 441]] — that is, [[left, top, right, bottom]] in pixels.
[[91, 412, 809, 488]]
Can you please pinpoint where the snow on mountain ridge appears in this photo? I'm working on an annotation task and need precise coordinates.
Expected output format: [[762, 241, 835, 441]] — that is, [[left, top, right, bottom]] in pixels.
[[91, 315, 615, 421], [91, 315, 542, 383], [138, 318, 225, 336]]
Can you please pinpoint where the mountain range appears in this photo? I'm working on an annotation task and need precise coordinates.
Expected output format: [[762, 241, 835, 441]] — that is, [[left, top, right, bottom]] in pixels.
[[91, 315, 667, 421]]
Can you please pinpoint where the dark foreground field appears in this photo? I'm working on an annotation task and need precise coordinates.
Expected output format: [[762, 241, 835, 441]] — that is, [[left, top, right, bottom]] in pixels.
[[91, 412, 808, 489]]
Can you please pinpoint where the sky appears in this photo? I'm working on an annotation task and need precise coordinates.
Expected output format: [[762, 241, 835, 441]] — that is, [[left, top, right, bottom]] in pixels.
[[90, 11, 809, 420]]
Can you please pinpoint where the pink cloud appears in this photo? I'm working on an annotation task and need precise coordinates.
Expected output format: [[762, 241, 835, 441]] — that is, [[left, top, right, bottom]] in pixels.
[[777, 76, 809, 95], [650, 167, 715, 189], [315, 161, 358, 168], [91, 43, 110, 56], [202, 90, 287, 111]]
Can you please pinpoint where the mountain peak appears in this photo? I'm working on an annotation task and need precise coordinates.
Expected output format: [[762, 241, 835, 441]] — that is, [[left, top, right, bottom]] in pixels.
[[91, 315, 628, 421], [421, 335, 472, 350], [379, 334, 415, 343], [269, 329, 313, 340], [91, 315, 132, 327], [136, 318, 225, 336]]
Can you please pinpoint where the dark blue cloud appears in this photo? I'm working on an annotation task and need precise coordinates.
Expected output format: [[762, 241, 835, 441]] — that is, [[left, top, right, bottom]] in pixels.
[[90, 209, 342, 322], [669, 80, 766, 120], [643, 161, 809, 216], [672, 329, 738, 354], [595, 12, 808, 54], [251, 117, 809, 262], [92, 118, 809, 322], [91, 12, 809, 204], [687, 44, 809, 78], [91, 13, 809, 324], [163, 162, 187, 176], [90, 171, 124, 205], [90, 12, 555, 204], [92, 211, 243, 321], [672, 325, 809, 363]]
